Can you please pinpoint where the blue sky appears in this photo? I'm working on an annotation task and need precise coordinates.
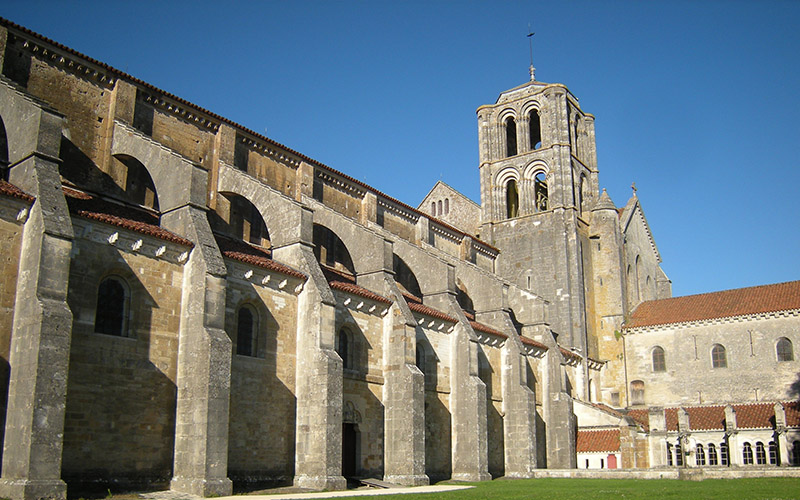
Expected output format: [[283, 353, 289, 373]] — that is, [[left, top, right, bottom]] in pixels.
[[3, 0, 799, 297]]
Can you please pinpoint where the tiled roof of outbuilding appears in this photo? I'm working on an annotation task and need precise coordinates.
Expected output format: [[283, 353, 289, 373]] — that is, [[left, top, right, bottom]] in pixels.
[[214, 235, 307, 281], [576, 429, 620, 453], [655, 402, 791, 432], [626, 409, 650, 432], [63, 187, 193, 247], [0, 180, 34, 202], [320, 266, 392, 305], [625, 280, 800, 329]]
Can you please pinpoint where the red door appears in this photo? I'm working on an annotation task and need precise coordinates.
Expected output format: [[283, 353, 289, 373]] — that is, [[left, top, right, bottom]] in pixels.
[[607, 454, 618, 469]]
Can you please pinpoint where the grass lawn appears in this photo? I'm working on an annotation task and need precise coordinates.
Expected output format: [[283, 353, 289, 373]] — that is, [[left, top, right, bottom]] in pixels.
[[354, 477, 800, 500]]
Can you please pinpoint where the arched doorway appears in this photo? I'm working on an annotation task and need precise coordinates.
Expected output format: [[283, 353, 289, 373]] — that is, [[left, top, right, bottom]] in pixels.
[[342, 401, 362, 479]]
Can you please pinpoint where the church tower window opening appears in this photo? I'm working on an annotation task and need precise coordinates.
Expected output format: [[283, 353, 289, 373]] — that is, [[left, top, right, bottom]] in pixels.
[[506, 179, 519, 219], [711, 344, 727, 368], [505, 117, 517, 157], [776, 337, 794, 362], [534, 171, 548, 211], [529, 109, 541, 150]]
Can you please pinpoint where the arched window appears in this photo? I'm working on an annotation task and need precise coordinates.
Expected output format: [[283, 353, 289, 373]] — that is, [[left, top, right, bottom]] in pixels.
[[236, 306, 257, 357], [696, 444, 706, 466], [337, 328, 352, 370], [720, 442, 729, 466], [711, 344, 727, 368], [634, 255, 641, 303], [742, 442, 753, 465], [675, 442, 683, 466], [666, 443, 673, 466], [94, 276, 130, 337], [777, 337, 794, 362], [506, 179, 519, 219], [573, 118, 580, 155], [431, 201, 436, 216], [505, 117, 517, 157], [755, 442, 766, 465], [708, 443, 718, 465], [534, 171, 548, 211], [444, 198, 449, 215], [437, 200, 442, 216], [769, 441, 777, 465], [630, 380, 645, 405], [529, 109, 541, 150], [793, 440, 800, 465], [652, 346, 666, 372]]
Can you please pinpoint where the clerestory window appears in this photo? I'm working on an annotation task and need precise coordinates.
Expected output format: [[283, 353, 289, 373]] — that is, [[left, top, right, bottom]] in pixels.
[[94, 276, 130, 337]]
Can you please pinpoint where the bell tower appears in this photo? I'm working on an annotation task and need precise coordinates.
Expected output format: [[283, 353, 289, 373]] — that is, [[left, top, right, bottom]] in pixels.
[[477, 78, 599, 393]]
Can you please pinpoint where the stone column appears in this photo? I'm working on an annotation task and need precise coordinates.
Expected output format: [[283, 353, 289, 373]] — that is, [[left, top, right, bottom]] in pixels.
[[647, 407, 667, 468], [163, 206, 233, 497], [0, 102, 74, 500], [273, 208, 345, 491], [724, 406, 739, 466], [774, 403, 789, 466]]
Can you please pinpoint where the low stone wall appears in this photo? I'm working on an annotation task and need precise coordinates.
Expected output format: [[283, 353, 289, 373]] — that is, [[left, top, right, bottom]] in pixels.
[[531, 467, 800, 480]]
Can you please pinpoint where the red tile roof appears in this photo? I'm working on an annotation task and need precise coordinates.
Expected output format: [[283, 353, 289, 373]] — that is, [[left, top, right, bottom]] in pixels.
[[214, 234, 306, 281], [403, 293, 458, 323], [576, 429, 620, 453], [626, 409, 650, 432], [520, 336, 549, 351], [320, 266, 392, 305], [625, 281, 800, 329], [785, 401, 800, 427], [0, 17, 500, 257], [559, 346, 583, 363], [462, 311, 507, 338], [0, 180, 34, 203], [63, 187, 193, 247], [732, 402, 776, 429]]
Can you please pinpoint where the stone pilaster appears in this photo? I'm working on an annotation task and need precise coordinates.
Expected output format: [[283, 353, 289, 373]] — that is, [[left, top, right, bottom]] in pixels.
[[724, 405, 739, 466], [647, 407, 667, 468], [499, 332, 537, 477], [774, 403, 789, 466], [0, 99, 73, 500], [163, 206, 233, 497], [273, 215, 345, 491]]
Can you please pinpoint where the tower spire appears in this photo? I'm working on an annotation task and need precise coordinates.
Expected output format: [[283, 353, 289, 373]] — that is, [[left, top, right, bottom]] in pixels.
[[527, 26, 536, 81]]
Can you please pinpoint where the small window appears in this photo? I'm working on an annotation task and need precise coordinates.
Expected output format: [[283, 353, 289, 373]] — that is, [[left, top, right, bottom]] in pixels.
[[675, 443, 683, 466], [444, 198, 449, 215], [711, 344, 727, 368], [696, 444, 705, 466], [652, 346, 666, 372], [769, 441, 777, 465], [720, 442, 729, 466], [777, 337, 794, 362], [708, 443, 718, 466], [755, 442, 766, 465], [94, 276, 130, 337], [236, 306, 257, 357], [337, 328, 352, 370], [666, 443, 673, 466], [630, 380, 645, 405], [437, 200, 442, 216], [431, 202, 436, 216], [742, 442, 753, 465]]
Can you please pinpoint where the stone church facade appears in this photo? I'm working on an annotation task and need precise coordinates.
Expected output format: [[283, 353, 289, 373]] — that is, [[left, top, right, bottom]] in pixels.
[[0, 17, 797, 500]]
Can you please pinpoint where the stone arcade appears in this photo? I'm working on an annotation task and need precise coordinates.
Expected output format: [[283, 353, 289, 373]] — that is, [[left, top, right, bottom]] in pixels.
[[0, 17, 797, 500]]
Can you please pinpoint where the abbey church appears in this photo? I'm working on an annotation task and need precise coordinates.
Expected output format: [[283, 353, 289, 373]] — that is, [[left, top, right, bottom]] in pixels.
[[0, 17, 797, 500]]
